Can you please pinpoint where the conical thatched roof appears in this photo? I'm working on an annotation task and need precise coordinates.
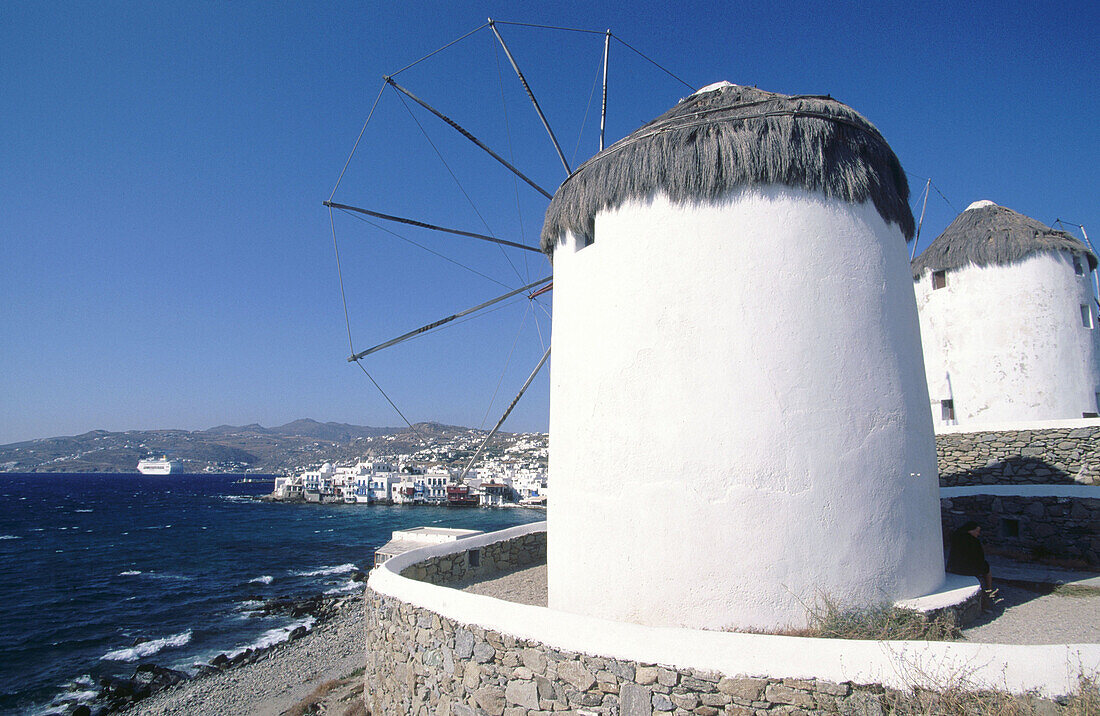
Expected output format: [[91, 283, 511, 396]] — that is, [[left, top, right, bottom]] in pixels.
[[910, 201, 1096, 278], [540, 82, 914, 254]]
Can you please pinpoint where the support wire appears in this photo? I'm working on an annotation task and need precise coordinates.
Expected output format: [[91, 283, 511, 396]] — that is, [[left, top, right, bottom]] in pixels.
[[459, 345, 552, 481]]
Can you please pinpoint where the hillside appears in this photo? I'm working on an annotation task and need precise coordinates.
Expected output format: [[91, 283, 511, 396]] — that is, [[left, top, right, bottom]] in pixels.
[[0, 419, 547, 474]]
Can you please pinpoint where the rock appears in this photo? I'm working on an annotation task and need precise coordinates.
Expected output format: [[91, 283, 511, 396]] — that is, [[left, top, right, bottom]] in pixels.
[[717, 677, 766, 701], [765, 683, 815, 708], [210, 653, 230, 669], [472, 640, 496, 663], [505, 679, 540, 710], [521, 647, 547, 673], [455, 629, 474, 659], [652, 692, 675, 711], [132, 663, 189, 691], [229, 648, 253, 667], [474, 685, 506, 716], [620, 683, 652, 716], [557, 660, 596, 691]]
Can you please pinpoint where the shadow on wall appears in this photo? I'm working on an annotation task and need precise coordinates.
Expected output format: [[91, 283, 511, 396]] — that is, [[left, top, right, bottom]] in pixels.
[[941, 489, 1099, 569], [943, 456, 1079, 486], [936, 427, 1100, 487]]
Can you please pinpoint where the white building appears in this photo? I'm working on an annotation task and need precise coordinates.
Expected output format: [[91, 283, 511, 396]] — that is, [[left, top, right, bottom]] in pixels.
[[511, 471, 546, 498], [541, 82, 944, 630], [913, 201, 1100, 428], [367, 473, 402, 503], [422, 467, 452, 504]]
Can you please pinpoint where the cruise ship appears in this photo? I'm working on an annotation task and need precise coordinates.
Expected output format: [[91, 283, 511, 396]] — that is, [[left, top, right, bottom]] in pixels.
[[137, 457, 181, 475]]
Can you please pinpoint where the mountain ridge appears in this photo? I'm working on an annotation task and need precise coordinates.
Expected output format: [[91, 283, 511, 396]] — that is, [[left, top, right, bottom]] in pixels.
[[0, 419, 541, 474]]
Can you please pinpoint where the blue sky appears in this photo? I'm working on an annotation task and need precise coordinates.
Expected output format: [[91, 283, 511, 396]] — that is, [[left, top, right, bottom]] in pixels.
[[2, 1, 1097, 444]]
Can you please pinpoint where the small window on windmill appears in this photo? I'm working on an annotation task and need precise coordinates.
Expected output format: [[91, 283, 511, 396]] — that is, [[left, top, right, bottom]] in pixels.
[[932, 270, 947, 290], [999, 518, 1020, 538], [1095, 392, 1100, 412], [582, 234, 594, 249], [941, 399, 955, 422], [1074, 255, 1085, 276], [467, 548, 481, 568], [1082, 304, 1093, 329]]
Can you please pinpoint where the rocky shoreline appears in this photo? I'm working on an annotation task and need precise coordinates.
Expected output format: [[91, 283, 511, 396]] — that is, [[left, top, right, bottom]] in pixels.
[[63, 582, 367, 716]]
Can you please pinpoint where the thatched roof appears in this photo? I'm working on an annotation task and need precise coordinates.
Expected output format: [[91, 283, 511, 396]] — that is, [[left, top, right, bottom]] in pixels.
[[910, 201, 1096, 278], [540, 82, 914, 254]]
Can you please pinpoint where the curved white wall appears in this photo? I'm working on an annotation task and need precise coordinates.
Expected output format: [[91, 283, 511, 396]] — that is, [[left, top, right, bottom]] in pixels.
[[915, 252, 1100, 428], [369, 525, 1097, 698], [547, 185, 944, 631]]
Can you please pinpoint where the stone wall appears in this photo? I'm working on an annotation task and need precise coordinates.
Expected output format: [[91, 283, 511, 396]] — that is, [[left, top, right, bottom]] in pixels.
[[399, 531, 546, 586], [942, 494, 1100, 567], [936, 427, 1100, 486], [365, 586, 919, 716], [364, 532, 997, 715]]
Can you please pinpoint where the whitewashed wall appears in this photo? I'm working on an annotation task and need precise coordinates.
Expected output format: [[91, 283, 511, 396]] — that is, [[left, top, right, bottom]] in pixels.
[[915, 251, 1100, 428], [547, 185, 944, 631]]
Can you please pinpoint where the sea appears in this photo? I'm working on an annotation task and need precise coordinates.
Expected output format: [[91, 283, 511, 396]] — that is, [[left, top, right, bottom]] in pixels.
[[0, 473, 545, 715]]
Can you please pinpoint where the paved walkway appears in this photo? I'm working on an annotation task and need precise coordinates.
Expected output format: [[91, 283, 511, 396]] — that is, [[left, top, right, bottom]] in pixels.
[[460, 559, 1100, 645]]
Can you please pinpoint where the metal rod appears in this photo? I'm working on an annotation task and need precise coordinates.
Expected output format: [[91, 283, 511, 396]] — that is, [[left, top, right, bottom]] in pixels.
[[384, 77, 553, 200], [347, 276, 552, 362], [1078, 226, 1095, 310], [324, 201, 541, 253], [911, 178, 931, 260], [489, 19, 571, 174], [459, 345, 552, 481], [600, 29, 610, 152]]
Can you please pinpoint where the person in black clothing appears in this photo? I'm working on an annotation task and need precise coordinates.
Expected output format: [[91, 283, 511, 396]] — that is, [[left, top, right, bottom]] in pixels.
[[946, 521, 995, 609]]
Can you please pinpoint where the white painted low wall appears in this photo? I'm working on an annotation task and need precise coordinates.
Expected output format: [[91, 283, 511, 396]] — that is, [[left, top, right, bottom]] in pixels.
[[942, 485, 1100, 499], [936, 417, 1100, 435], [368, 523, 1100, 697]]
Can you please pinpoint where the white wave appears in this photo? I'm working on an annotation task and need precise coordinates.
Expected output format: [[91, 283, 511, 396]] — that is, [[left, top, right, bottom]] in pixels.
[[59, 689, 97, 704], [143, 524, 173, 530], [222, 495, 253, 502], [324, 578, 362, 595], [119, 570, 142, 576], [249, 575, 274, 585], [0, 535, 20, 540], [101, 630, 192, 662], [148, 572, 194, 581], [74, 509, 93, 513], [225, 616, 315, 659], [293, 563, 357, 577]]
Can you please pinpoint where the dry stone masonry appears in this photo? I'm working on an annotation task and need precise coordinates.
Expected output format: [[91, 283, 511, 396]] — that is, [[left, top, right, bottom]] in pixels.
[[943, 494, 1100, 567], [364, 587, 919, 715], [936, 427, 1100, 486], [399, 532, 546, 585], [364, 534, 989, 715]]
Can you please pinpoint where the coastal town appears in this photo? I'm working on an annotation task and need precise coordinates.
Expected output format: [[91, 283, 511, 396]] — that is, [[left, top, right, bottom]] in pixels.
[[269, 458, 547, 507], [268, 430, 548, 507]]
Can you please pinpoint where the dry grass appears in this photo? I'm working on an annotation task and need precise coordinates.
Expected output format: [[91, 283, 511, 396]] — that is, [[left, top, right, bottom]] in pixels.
[[881, 673, 1099, 715], [1052, 583, 1100, 598], [341, 701, 367, 716], [283, 679, 343, 716], [284, 669, 365, 716], [729, 594, 962, 641], [805, 596, 961, 641]]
